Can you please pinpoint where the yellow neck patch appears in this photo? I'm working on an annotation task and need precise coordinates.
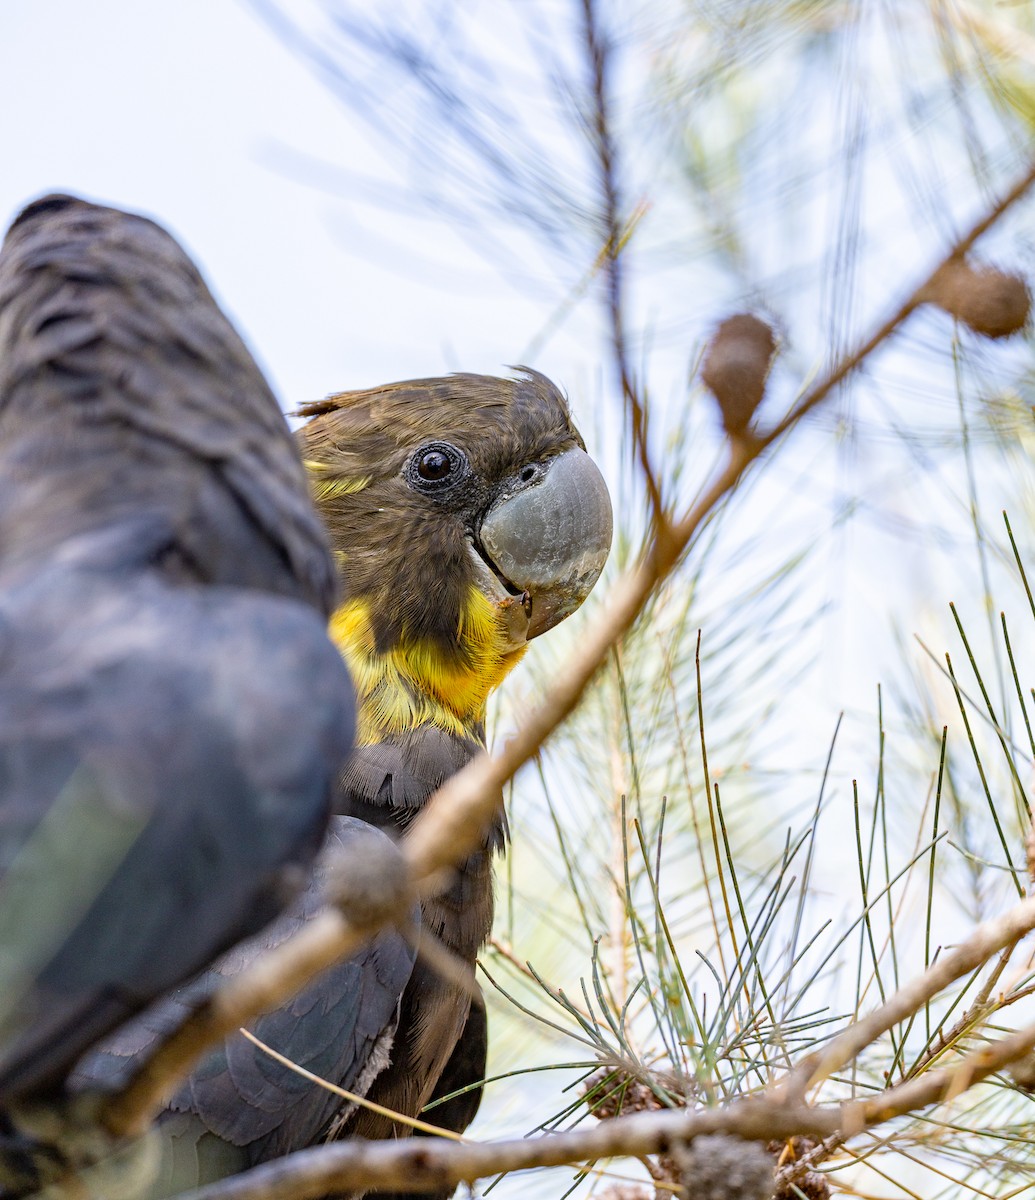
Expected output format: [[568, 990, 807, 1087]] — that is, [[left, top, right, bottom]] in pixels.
[[330, 589, 527, 745]]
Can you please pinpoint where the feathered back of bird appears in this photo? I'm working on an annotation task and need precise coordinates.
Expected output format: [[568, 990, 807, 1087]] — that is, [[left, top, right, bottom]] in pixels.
[[0, 196, 338, 615]]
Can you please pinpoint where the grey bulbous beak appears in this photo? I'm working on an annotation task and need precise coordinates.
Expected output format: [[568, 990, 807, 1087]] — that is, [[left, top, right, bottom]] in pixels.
[[479, 446, 612, 640]]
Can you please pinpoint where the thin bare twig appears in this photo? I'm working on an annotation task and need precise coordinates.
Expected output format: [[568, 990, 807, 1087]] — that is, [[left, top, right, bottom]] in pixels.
[[403, 159, 1035, 893], [849, 1013, 1035, 1128], [579, 0, 667, 536], [776, 940, 1022, 1186], [902, 941, 1017, 1079]]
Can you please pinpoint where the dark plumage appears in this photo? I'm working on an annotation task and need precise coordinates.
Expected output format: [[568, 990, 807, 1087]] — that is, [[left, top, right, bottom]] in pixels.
[[374, 988, 489, 1200], [0, 195, 355, 1112], [75, 738, 486, 1197], [0, 194, 338, 609], [76, 818, 416, 1196], [335, 736, 498, 1146]]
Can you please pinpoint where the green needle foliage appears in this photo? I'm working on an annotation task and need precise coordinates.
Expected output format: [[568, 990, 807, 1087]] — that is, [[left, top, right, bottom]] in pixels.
[[492, 521, 1035, 1198]]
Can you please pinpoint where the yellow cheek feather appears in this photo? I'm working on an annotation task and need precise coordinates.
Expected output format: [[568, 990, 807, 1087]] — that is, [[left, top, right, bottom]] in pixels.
[[305, 466, 372, 503], [329, 590, 526, 745]]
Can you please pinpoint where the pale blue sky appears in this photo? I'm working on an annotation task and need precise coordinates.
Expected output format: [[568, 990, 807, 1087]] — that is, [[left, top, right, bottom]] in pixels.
[[0, 0, 582, 412]]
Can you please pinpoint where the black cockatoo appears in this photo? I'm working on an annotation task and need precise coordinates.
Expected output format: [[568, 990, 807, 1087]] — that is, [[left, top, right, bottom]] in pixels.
[[0, 194, 355, 1145], [82, 372, 611, 1197]]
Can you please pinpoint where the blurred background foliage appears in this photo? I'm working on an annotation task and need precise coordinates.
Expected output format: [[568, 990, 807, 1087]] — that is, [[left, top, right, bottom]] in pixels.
[[257, 1, 1035, 1195]]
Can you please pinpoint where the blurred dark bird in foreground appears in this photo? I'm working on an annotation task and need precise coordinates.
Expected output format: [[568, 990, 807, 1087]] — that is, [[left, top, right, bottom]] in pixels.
[[83, 370, 613, 1197], [0, 194, 355, 1184], [79, 817, 417, 1195]]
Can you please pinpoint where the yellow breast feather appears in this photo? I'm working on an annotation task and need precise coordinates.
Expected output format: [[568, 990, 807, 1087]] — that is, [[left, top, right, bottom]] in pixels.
[[329, 591, 526, 744]]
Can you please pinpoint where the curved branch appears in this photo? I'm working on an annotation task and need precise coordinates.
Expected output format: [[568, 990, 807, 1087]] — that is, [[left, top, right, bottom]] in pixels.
[[402, 154, 1035, 888], [174, 1010, 1035, 1200], [178, 1101, 837, 1200]]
